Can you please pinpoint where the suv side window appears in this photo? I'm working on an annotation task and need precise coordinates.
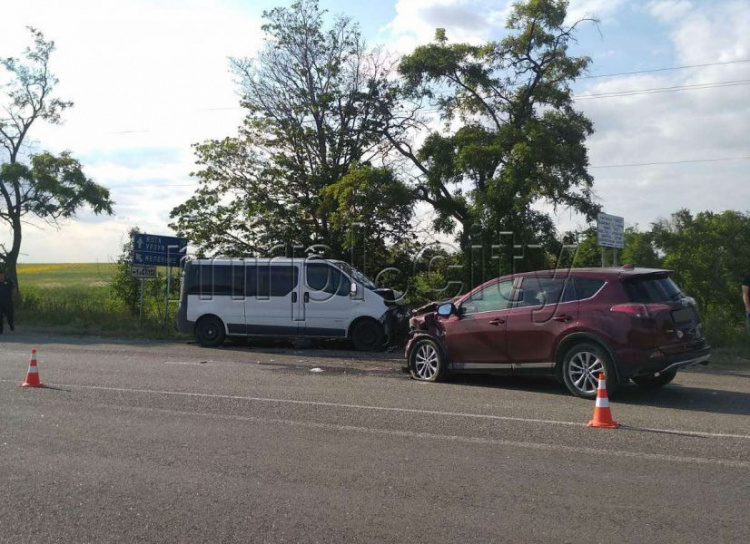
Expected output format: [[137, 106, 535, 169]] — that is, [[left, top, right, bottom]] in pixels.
[[515, 277, 573, 308], [461, 280, 514, 315], [307, 263, 349, 296], [574, 278, 606, 300]]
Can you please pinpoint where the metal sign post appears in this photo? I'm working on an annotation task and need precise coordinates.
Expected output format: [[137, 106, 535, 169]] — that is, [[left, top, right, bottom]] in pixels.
[[139, 278, 145, 324], [131, 233, 188, 332], [164, 263, 172, 333]]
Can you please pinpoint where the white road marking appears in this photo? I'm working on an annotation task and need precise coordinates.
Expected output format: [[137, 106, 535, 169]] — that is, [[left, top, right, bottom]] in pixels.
[[4, 379, 750, 441], [62, 400, 750, 470]]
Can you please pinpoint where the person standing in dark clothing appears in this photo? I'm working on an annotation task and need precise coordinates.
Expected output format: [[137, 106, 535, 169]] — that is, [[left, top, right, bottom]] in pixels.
[[0, 271, 15, 334]]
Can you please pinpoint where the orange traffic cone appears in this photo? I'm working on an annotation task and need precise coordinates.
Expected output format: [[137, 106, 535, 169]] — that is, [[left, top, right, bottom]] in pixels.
[[20, 348, 45, 388], [587, 372, 618, 429]]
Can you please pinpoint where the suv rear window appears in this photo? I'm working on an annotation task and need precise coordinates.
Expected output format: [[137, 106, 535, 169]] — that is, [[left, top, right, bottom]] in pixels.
[[623, 276, 681, 303]]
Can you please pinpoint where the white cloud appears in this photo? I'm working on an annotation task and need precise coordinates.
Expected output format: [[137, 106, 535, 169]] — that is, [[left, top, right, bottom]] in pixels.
[[566, 0, 628, 23], [646, 0, 694, 23], [0, 0, 261, 262], [383, 0, 508, 52], [574, 0, 750, 230]]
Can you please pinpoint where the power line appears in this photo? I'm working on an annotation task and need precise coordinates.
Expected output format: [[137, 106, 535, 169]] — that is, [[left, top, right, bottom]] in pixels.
[[107, 154, 750, 190], [574, 79, 750, 100], [581, 58, 750, 79]]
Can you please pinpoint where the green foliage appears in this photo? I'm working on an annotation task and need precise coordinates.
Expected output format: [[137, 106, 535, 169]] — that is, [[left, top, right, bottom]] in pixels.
[[170, 0, 412, 261], [110, 228, 142, 315], [564, 226, 661, 268], [651, 209, 750, 326], [321, 164, 414, 265], [620, 227, 660, 268], [0, 28, 113, 290], [109, 228, 179, 320], [382, 0, 599, 283]]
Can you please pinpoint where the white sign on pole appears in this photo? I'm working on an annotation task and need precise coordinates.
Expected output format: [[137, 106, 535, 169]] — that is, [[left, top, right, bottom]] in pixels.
[[597, 213, 625, 249], [131, 265, 158, 279]]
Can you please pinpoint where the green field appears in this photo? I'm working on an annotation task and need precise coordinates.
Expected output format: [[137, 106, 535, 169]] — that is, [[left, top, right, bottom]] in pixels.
[[18, 263, 117, 289], [15, 263, 182, 338]]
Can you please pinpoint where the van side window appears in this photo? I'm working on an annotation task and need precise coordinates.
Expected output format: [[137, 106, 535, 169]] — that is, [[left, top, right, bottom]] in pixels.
[[307, 263, 349, 296], [187, 265, 243, 296], [250, 265, 299, 298]]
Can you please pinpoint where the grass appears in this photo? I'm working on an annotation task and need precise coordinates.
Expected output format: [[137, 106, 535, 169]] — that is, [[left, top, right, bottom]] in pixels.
[[708, 345, 750, 371], [15, 263, 184, 339]]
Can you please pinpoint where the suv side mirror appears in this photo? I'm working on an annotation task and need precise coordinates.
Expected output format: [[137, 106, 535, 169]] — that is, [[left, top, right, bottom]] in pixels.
[[436, 303, 455, 317]]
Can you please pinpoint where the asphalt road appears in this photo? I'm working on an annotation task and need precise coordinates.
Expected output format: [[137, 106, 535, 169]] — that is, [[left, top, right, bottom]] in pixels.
[[1, 333, 749, 544]]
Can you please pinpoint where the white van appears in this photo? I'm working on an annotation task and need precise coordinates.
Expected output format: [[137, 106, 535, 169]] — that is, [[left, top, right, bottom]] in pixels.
[[176, 257, 407, 350]]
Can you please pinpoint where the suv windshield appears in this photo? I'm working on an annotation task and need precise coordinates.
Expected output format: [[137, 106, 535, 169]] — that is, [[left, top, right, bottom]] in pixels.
[[623, 276, 682, 303]]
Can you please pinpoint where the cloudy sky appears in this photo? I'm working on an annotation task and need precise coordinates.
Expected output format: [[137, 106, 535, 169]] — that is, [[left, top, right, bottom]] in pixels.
[[1, 0, 748, 263]]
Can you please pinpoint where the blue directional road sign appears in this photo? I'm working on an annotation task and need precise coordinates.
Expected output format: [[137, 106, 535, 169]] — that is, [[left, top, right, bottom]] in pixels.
[[132, 233, 188, 267]]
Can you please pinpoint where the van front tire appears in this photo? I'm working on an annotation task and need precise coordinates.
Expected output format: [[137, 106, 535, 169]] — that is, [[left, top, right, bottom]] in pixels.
[[350, 319, 384, 351], [195, 316, 226, 348]]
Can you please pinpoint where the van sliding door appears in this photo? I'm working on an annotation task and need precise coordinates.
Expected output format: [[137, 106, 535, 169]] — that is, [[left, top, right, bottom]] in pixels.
[[244, 262, 301, 336]]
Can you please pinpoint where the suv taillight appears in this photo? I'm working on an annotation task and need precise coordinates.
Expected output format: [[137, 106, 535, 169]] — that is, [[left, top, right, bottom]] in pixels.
[[610, 303, 671, 318]]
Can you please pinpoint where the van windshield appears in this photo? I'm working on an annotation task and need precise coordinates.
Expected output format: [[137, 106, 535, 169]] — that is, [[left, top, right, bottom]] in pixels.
[[334, 262, 377, 290]]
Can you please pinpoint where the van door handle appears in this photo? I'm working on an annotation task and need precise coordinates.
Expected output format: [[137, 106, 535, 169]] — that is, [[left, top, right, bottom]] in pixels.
[[489, 318, 505, 326], [553, 314, 572, 322], [291, 292, 297, 303], [304, 292, 310, 303]]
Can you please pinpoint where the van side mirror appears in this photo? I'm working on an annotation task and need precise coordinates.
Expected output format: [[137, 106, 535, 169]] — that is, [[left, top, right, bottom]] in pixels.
[[436, 303, 455, 317], [350, 281, 358, 297]]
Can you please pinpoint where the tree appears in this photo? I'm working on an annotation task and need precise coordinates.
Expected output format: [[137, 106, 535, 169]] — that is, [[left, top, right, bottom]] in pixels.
[[380, 0, 599, 281], [170, 0, 413, 263], [563, 225, 661, 268], [0, 28, 113, 290], [652, 209, 750, 325]]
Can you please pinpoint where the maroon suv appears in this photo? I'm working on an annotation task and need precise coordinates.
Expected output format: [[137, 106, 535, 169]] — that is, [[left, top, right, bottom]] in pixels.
[[405, 267, 710, 398]]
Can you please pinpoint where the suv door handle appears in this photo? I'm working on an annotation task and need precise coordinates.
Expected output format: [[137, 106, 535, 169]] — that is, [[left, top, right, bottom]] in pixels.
[[489, 318, 505, 326], [553, 314, 572, 322]]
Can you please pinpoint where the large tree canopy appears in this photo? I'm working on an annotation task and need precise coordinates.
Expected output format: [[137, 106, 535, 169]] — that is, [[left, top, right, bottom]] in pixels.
[[0, 28, 113, 289], [170, 0, 414, 263], [381, 0, 599, 279]]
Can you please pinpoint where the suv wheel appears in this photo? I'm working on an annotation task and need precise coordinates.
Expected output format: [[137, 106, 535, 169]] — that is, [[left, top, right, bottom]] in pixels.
[[632, 370, 676, 390], [195, 316, 226, 348], [562, 343, 618, 399], [408, 338, 447, 382]]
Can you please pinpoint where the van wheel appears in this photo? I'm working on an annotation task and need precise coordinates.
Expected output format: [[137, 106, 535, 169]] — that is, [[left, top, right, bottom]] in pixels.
[[632, 371, 676, 390], [195, 316, 226, 348], [562, 343, 618, 399], [350, 320, 384, 351], [408, 338, 447, 382]]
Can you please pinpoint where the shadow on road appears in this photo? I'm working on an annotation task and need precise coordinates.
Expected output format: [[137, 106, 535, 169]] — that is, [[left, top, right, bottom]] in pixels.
[[614, 383, 750, 417], [446, 373, 750, 417]]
